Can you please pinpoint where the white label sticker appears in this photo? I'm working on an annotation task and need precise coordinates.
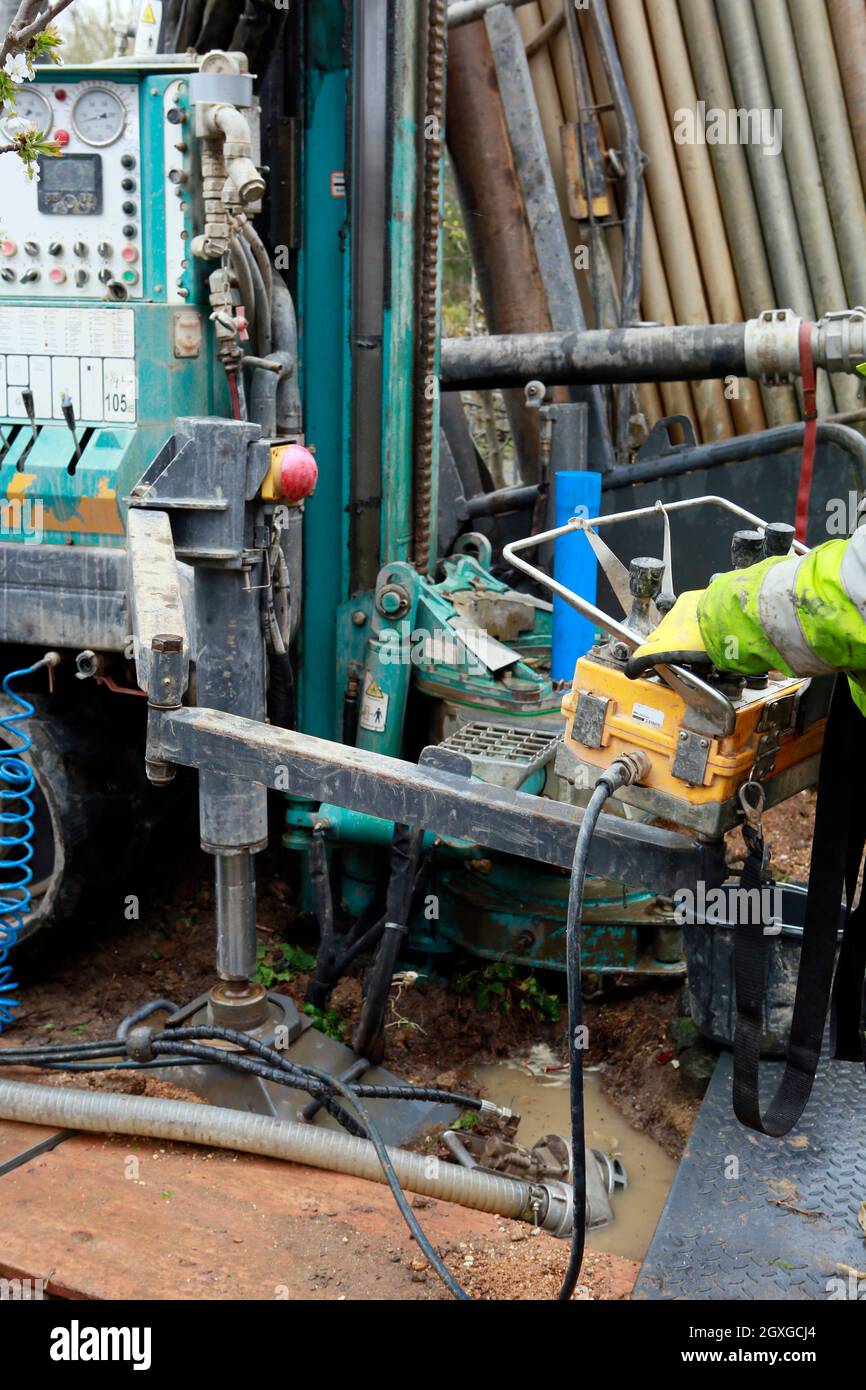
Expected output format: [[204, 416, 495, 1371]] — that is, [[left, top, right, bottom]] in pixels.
[[134, 0, 163, 55], [0, 308, 136, 423], [359, 675, 389, 734], [632, 702, 665, 729]]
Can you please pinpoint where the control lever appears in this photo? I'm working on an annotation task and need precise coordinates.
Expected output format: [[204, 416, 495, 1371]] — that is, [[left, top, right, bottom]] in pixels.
[[61, 392, 82, 475], [16, 388, 39, 471]]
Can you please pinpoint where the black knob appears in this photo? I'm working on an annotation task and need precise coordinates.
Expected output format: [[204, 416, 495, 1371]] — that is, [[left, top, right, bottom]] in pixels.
[[121, 154, 136, 169], [121, 177, 136, 191], [97, 241, 112, 258], [73, 240, 88, 257], [23, 240, 39, 256], [97, 267, 113, 283], [0, 267, 14, 282], [122, 224, 137, 239], [763, 522, 795, 558], [20, 268, 40, 283], [48, 241, 62, 256], [731, 530, 764, 569], [122, 201, 136, 216], [629, 557, 665, 600], [74, 268, 89, 287]]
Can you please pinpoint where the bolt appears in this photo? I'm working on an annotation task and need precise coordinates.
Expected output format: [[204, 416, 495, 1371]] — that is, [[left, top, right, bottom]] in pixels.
[[379, 590, 403, 616], [352, 609, 367, 626], [152, 633, 183, 653]]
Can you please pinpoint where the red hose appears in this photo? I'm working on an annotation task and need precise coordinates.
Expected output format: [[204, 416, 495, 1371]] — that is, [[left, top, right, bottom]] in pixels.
[[794, 323, 818, 543]]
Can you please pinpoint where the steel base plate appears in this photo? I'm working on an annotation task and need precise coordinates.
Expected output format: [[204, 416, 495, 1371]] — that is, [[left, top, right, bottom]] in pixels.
[[634, 1043, 866, 1300]]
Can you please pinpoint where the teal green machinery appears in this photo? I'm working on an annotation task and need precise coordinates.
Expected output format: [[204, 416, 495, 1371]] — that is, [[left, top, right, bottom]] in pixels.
[[0, 61, 226, 549], [0, 10, 671, 982], [288, 0, 671, 981]]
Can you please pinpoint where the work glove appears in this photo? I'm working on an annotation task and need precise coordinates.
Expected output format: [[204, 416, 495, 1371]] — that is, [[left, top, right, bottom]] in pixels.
[[624, 590, 710, 678]]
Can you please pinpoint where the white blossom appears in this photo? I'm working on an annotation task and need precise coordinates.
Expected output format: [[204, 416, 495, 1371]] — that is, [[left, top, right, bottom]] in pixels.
[[5, 115, 35, 137], [3, 54, 34, 83]]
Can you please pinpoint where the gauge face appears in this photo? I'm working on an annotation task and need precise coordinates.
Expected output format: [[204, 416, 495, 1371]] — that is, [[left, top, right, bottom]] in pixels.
[[2, 86, 52, 137], [71, 87, 125, 147]]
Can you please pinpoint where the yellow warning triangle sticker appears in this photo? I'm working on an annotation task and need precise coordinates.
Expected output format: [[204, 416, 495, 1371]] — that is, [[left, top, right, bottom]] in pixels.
[[365, 680, 384, 699], [140, 2, 156, 22]]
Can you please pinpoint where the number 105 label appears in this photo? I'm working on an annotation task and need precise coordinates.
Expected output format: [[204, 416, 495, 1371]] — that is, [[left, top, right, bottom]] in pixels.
[[102, 359, 136, 423]]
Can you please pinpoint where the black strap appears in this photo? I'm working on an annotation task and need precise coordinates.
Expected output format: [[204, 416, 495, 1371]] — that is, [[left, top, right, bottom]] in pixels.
[[732, 677, 866, 1136]]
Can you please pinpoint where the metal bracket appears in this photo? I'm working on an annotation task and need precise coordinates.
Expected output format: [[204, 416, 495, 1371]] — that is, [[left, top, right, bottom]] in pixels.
[[672, 729, 711, 786]]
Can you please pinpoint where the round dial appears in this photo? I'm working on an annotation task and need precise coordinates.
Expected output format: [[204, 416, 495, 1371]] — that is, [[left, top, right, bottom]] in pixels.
[[71, 87, 125, 146], [2, 86, 52, 137]]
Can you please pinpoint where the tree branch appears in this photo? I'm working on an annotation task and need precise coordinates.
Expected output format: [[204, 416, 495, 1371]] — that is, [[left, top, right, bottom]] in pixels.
[[0, 0, 76, 67]]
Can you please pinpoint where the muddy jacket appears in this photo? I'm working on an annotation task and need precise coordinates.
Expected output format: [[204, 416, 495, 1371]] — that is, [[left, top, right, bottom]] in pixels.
[[698, 527, 866, 714]]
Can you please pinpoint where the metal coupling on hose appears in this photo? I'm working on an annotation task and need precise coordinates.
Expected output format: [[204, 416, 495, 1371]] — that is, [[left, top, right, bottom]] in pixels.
[[533, 1179, 574, 1238], [606, 748, 652, 787]]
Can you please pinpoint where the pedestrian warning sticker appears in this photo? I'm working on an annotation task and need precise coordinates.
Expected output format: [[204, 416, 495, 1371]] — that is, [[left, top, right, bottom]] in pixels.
[[359, 676, 389, 733], [134, 0, 162, 55]]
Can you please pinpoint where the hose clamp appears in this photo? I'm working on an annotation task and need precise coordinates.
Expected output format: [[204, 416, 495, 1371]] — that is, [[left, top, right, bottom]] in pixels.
[[744, 309, 802, 385]]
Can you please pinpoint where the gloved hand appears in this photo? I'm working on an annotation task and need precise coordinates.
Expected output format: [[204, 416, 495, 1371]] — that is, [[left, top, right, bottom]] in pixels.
[[625, 590, 710, 678]]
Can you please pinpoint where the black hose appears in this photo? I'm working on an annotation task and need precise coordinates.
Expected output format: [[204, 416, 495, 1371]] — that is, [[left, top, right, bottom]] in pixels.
[[353, 826, 424, 1060], [557, 762, 632, 1302]]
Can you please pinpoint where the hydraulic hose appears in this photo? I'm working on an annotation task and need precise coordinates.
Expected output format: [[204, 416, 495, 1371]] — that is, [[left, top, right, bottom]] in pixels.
[[0, 1079, 552, 1273], [557, 753, 649, 1301]]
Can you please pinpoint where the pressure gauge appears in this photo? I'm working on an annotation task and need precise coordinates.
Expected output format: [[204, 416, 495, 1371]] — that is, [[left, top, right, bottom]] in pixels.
[[71, 87, 125, 147], [1, 86, 52, 137]]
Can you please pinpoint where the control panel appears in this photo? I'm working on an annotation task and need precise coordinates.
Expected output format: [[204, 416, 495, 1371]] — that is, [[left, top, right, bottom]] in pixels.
[[0, 76, 145, 301], [0, 61, 228, 545]]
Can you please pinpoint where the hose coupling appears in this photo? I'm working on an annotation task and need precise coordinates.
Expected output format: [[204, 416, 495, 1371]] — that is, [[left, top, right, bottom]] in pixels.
[[603, 749, 652, 788], [478, 1099, 520, 1128], [532, 1179, 574, 1238], [125, 1024, 158, 1063]]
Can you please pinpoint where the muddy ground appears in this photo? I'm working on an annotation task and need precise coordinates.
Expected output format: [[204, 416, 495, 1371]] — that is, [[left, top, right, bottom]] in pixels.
[[5, 790, 816, 1300]]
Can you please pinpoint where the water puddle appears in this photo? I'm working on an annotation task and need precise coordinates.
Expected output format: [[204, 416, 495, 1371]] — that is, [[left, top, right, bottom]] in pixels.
[[474, 1045, 677, 1262]]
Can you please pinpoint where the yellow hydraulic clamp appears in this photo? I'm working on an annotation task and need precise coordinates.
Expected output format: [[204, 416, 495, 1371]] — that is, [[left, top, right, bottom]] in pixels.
[[504, 497, 827, 837]]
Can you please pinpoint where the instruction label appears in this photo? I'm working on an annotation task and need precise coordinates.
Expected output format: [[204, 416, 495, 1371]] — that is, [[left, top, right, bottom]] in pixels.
[[631, 702, 665, 729], [0, 307, 136, 423], [359, 675, 389, 734]]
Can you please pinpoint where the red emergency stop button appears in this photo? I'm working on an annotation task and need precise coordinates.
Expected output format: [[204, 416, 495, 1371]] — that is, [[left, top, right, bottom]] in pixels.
[[48, 267, 67, 284], [276, 444, 317, 502], [1, 240, 16, 256]]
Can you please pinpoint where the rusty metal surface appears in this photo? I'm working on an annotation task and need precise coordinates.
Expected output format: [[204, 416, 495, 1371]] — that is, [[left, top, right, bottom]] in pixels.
[[446, 18, 545, 480]]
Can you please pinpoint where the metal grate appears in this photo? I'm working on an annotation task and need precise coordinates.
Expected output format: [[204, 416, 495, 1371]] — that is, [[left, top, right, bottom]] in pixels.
[[439, 722, 561, 788]]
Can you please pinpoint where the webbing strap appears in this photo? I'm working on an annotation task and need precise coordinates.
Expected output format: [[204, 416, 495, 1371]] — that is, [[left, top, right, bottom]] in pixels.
[[732, 678, 866, 1135]]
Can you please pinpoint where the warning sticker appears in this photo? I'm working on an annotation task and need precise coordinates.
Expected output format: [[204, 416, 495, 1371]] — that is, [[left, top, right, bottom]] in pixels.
[[631, 702, 665, 729], [359, 676, 389, 734], [134, 0, 163, 55]]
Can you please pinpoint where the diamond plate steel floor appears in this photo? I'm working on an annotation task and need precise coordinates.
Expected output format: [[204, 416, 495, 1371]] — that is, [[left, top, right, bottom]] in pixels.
[[633, 1046, 866, 1300]]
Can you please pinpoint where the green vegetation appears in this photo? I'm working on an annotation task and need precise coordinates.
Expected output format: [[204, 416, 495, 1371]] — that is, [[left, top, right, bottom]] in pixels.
[[253, 940, 316, 990], [451, 960, 561, 1023], [301, 1002, 347, 1044]]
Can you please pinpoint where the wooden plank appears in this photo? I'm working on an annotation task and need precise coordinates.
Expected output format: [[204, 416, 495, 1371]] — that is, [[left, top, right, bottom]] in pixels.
[[0, 1129, 526, 1300], [0, 1118, 69, 1176]]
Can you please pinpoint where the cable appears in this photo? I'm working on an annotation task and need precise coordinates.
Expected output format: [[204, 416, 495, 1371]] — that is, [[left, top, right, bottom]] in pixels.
[[556, 758, 638, 1301], [0, 658, 55, 1030]]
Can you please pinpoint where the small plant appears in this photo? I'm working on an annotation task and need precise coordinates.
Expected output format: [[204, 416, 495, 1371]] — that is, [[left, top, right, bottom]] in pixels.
[[451, 1110, 479, 1132], [253, 940, 316, 990], [302, 1002, 346, 1043], [452, 960, 561, 1023]]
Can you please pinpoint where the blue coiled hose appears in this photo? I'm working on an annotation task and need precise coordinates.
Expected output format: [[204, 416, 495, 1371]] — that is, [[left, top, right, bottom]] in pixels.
[[0, 660, 51, 1030]]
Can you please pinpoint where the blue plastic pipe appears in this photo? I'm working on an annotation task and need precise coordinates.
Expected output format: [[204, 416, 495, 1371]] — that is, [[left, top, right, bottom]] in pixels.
[[552, 470, 602, 683]]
